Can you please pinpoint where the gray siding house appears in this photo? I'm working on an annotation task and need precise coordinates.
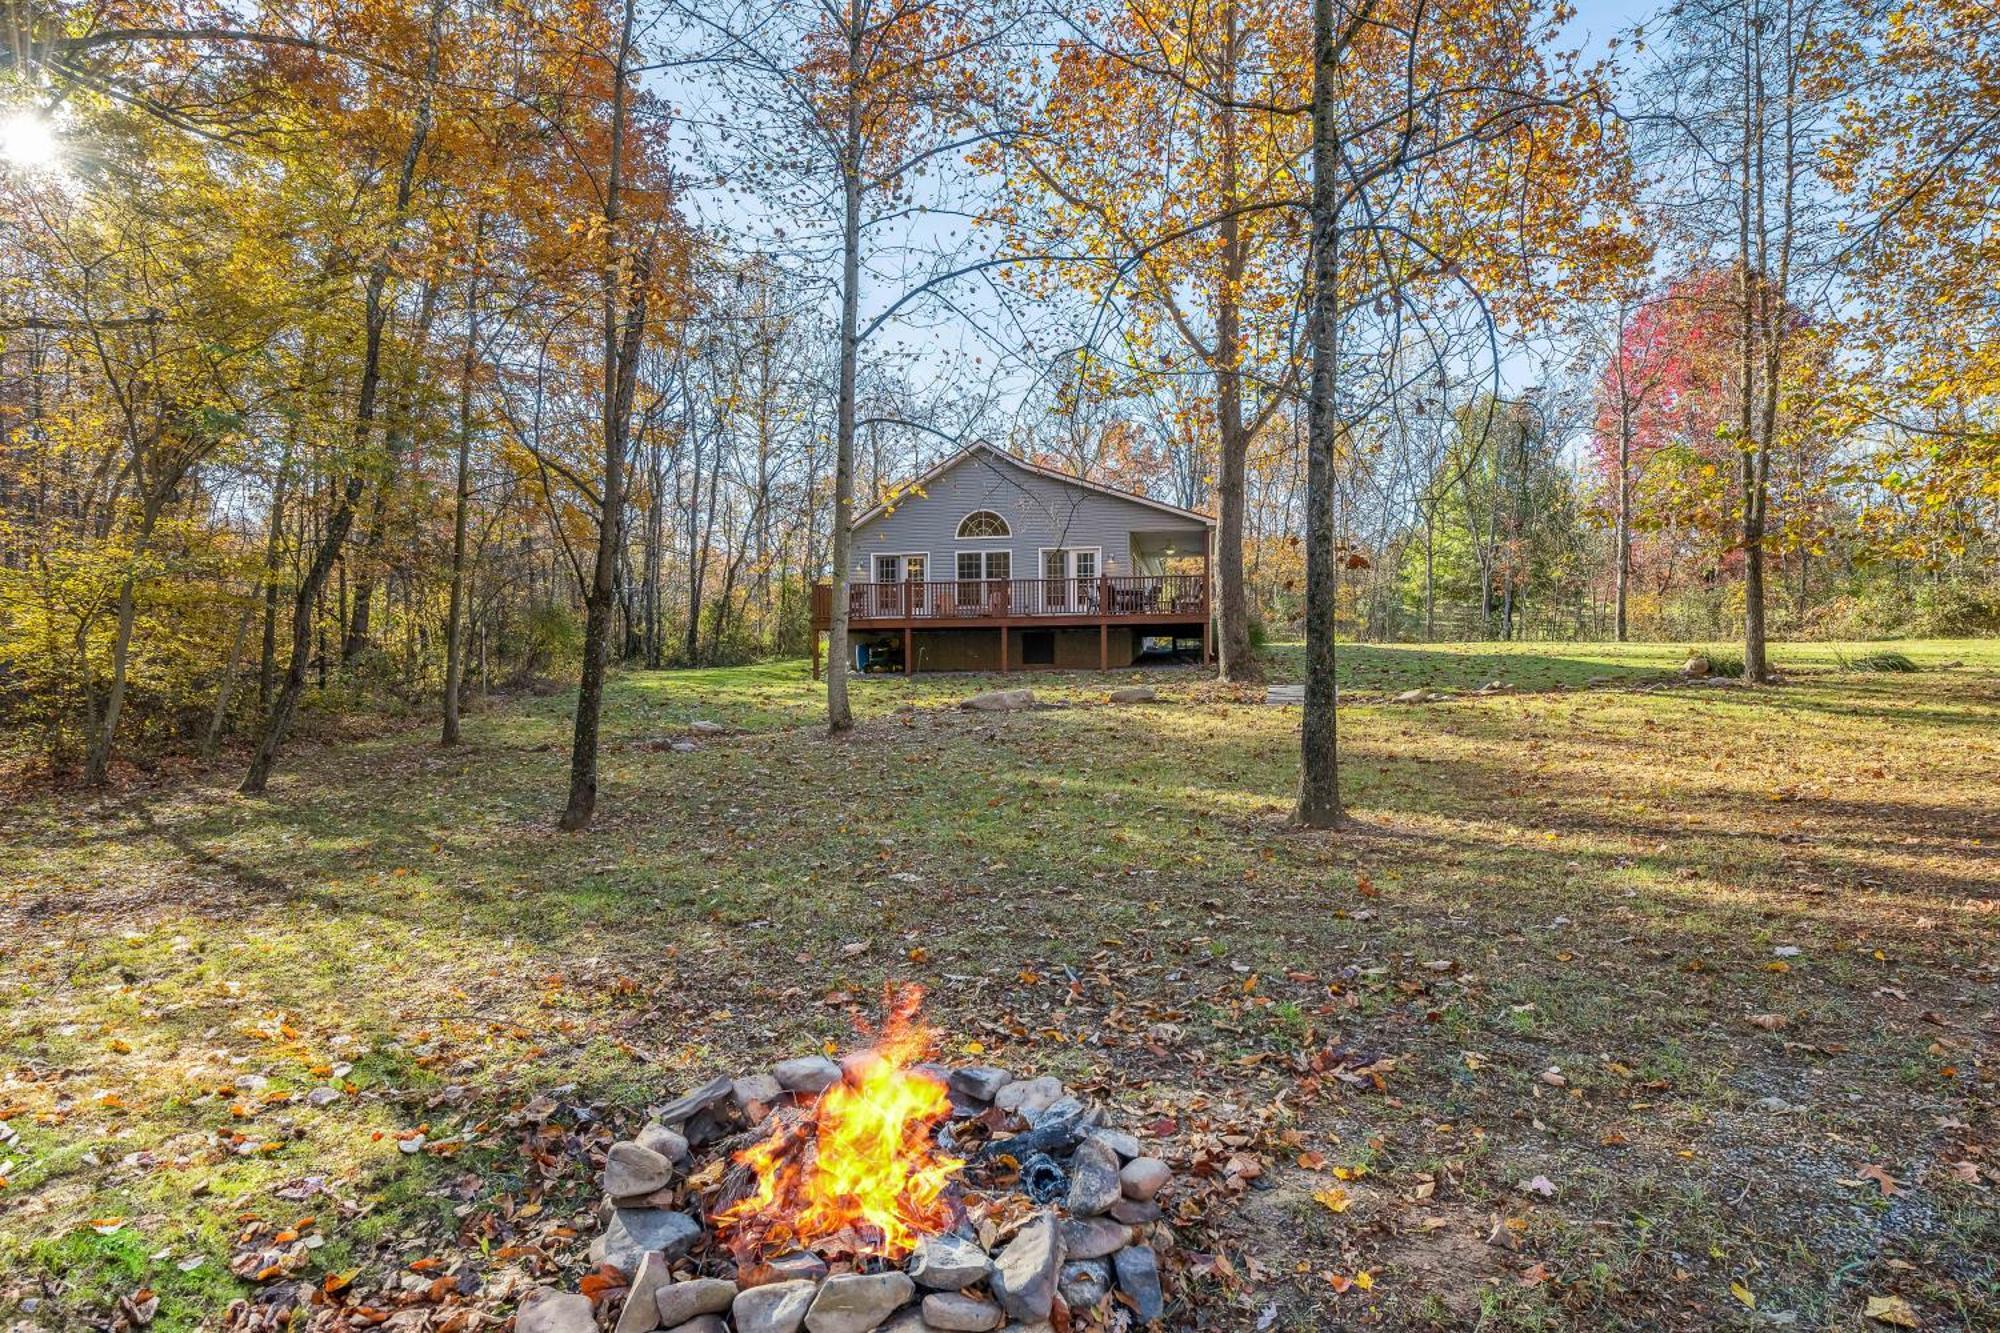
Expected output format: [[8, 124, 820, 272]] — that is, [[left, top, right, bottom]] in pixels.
[[811, 442, 1213, 674]]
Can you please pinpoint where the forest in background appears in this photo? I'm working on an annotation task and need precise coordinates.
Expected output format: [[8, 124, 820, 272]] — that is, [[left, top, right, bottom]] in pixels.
[[0, 0, 1994, 802]]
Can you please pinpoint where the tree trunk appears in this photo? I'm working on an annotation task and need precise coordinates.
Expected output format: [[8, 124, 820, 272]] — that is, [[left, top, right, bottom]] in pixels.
[[257, 433, 295, 711], [824, 9, 863, 735], [1212, 3, 1258, 682], [82, 501, 157, 786], [345, 279, 440, 663], [561, 0, 645, 830], [241, 1, 442, 795], [1295, 0, 1342, 829], [203, 596, 258, 759], [1613, 310, 1633, 643], [442, 254, 482, 746]]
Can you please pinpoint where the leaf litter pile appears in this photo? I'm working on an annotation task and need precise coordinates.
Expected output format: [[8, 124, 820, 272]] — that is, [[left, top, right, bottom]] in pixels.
[[0, 649, 1994, 1330]]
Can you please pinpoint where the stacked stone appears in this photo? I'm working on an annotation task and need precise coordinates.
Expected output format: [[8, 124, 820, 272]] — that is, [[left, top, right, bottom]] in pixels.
[[518, 1062, 1172, 1333]]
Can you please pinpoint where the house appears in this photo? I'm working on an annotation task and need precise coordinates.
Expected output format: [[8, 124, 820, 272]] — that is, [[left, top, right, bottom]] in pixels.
[[810, 441, 1214, 674]]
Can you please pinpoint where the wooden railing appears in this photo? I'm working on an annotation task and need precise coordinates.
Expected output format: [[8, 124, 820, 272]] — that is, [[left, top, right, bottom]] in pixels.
[[811, 575, 1207, 627]]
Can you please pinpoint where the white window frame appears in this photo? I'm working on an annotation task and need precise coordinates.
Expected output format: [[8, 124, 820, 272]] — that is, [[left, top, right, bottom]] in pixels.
[[955, 510, 1012, 539], [870, 552, 929, 616], [873, 552, 928, 583], [954, 547, 1011, 607], [1037, 546, 1101, 613]]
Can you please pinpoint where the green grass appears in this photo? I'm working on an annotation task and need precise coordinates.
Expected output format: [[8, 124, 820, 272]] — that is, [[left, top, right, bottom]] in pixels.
[[0, 639, 1996, 1330]]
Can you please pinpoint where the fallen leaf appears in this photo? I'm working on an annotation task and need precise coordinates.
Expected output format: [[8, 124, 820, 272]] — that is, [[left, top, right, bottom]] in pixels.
[[1857, 1164, 1905, 1197], [1863, 1294, 1919, 1327], [1312, 1186, 1351, 1214], [1731, 1280, 1756, 1308]]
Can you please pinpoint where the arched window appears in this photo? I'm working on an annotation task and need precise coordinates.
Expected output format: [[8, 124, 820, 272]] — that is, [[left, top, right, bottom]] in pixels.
[[956, 510, 1010, 539]]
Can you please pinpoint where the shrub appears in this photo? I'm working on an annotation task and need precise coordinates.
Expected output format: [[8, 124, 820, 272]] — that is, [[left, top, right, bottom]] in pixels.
[[1689, 646, 1745, 678], [1837, 649, 1919, 673]]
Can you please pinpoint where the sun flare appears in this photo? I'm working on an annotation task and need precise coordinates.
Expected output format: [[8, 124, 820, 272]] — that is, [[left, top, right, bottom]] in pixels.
[[0, 111, 61, 171]]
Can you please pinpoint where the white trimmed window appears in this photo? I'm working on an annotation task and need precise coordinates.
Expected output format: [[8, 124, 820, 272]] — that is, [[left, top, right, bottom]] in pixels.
[[956, 510, 1010, 539]]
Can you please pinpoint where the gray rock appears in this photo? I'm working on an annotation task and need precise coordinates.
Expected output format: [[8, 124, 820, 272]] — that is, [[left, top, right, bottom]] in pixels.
[[1393, 688, 1429, 703], [993, 1076, 1063, 1117], [879, 1313, 929, 1333], [636, 1122, 691, 1164], [1109, 1198, 1161, 1225], [757, 1252, 830, 1285], [605, 1141, 675, 1199], [657, 1074, 735, 1127], [922, 1292, 1006, 1331], [598, 1208, 702, 1275], [733, 1280, 819, 1333], [1084, 1128, 1139, 1160], [1107, 686, 1157, 703], [907, 1234, 992, 1291], [990, 1211, 1063, 1322], [948, 1066, 1013, 1103], [1025, 1095, 1097, 1130], [1120, 1157, 1170, 1201], [1065, 1137, 1123, 1216], [1059, 1217, 1134, 1260], [774, 1056, 842, 1094], [1113, 1245, 1164, 1324], [1057, 1259, 1111, 1311], [1753, 1095, 1806, 1115], [960, 688, 1037, 712], [688, 720, 729, 736], [517, 1288, 596, 1333], [733, 1073, 784, 1114], [615, 1252, 672, 1333], [664, 1318, 728, 1333], [655, 1278, 738, 1327], [805, 1271, 915, 1333]]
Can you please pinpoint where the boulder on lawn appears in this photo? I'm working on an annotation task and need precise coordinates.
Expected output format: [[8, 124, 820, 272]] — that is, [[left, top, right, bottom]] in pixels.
[[960, 688, 1036, 712], [1393, 688, 1429, 704], [1107, 686, 1157, 704]]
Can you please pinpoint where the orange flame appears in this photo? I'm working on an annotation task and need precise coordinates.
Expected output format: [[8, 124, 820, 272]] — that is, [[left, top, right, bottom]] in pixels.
[[717, 986, 964, 1260]]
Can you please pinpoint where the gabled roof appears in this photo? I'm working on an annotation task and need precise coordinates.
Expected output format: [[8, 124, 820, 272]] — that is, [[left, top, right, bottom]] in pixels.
[[852, 440, 1214, 530]]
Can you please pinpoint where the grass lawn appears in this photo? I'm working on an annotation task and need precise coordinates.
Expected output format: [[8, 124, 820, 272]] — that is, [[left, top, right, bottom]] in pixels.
[[1, 639, 1995, 1330]]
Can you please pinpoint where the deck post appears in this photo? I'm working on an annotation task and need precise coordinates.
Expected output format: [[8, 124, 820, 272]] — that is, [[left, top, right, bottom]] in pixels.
[[1000, 625, 1009, 674], [1099, 574, 1111, 669], [811, 631, 821, 680], [904, 623, 913, 675]]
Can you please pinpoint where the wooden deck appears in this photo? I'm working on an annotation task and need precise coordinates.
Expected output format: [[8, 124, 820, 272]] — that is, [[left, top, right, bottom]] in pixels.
[[812, 575, 1207, 628], [810, 575, 1210, 673]]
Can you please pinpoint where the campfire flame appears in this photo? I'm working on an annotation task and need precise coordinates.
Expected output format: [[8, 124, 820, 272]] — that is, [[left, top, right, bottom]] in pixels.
[[717, 986, 964, 1261]]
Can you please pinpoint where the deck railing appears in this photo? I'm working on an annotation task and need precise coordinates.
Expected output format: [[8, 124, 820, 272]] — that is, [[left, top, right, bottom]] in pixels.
[[811, 574, 1207, 627]]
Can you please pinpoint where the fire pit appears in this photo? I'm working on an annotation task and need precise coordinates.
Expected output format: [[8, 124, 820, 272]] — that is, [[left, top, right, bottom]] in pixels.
[[516, 988, 1173, 1332]]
